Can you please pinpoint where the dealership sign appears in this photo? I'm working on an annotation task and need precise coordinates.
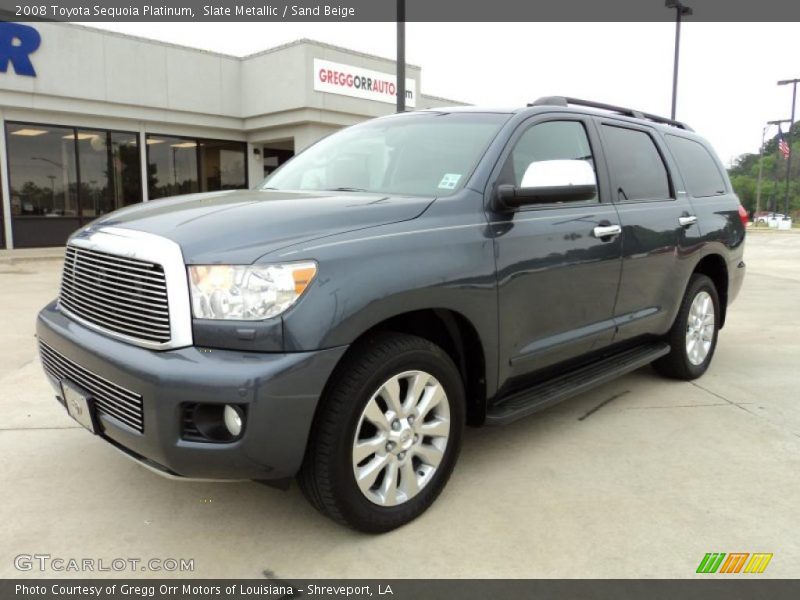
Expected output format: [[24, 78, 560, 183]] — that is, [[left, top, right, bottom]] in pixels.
[[313, 59, 416, 107], [0, 22, 40, 77]]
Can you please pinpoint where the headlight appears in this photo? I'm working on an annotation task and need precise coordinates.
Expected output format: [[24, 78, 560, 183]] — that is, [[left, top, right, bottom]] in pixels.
[[188, 262, 317, 320]]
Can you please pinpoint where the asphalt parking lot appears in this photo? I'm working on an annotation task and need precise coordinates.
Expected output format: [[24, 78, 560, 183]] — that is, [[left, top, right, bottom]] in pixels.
[[1, 231, 799, 579]]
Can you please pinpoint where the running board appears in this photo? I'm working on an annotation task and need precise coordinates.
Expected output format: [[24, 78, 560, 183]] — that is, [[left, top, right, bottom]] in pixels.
[[485, 342, 671, 426]]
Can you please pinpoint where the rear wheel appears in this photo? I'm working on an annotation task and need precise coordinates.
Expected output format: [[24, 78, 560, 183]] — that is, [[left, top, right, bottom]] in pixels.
[[299, 333, 465, 532], [654, 274, 720, 380]]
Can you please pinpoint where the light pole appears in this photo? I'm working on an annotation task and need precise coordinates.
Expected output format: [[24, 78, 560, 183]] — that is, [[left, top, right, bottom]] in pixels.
[[755, 125, 768, 222], [777, 78, 799, 216], [396, 0, 406, 113], [666, 1, 692, 120]]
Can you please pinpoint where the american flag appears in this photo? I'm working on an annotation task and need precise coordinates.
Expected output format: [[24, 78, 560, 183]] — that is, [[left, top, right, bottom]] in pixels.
[[777, 126, 791, 160]]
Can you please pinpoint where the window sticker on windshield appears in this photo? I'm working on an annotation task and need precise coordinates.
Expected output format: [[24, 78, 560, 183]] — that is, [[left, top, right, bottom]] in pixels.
[[438, 173, 462, 190]]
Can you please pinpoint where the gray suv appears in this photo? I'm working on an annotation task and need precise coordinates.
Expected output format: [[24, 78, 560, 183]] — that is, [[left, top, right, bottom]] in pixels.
[[37, 97, 746, 532]]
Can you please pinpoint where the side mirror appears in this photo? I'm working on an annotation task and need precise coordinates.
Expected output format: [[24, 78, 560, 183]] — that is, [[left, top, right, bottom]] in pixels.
[[495, 159, 597, 209]]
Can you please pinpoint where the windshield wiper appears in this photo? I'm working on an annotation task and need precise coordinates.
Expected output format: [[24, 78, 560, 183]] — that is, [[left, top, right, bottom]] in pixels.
[[322, 187, 370, 193]]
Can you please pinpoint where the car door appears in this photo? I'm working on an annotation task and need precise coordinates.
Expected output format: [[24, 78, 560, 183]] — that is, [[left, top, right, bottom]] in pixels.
[[489, 115, 623, 386], [594, 119, 702, 342]]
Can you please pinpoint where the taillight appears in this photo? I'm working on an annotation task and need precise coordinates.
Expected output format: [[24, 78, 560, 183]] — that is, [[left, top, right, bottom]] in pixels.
[[738, 205, 749, 227]]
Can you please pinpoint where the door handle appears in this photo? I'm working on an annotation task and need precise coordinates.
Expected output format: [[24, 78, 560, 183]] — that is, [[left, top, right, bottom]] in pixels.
[[678, 215, 697, 227], [592, 224, 622, 239]]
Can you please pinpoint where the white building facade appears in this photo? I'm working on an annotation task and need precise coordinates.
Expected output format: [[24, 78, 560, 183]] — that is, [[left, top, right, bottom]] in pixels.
[[0, 22, 458, 248]]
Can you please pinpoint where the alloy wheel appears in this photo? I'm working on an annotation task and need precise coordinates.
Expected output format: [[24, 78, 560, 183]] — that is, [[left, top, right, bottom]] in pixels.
[[685, 290, 715, 366], [351, 370, 451, 507]]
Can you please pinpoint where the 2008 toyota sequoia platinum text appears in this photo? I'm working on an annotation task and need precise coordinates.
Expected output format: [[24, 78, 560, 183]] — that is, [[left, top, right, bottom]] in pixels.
[[37, 97, 746, 532]]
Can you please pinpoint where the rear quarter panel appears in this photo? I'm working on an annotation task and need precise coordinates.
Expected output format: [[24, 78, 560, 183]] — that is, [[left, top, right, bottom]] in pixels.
[[687, 193, 746, 304], [659, 130, 746, 307]]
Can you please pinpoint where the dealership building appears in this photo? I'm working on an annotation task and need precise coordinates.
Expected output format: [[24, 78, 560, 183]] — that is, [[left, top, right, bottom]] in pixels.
[[0, 21, 459, 248]]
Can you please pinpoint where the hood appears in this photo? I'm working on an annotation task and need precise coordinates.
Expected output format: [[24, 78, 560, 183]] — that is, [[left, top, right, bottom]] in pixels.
[[88, 189, 435, 264]]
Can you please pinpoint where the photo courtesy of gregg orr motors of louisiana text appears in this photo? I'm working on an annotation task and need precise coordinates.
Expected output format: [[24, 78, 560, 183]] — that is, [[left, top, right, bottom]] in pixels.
[[14, 584, 394, 597]]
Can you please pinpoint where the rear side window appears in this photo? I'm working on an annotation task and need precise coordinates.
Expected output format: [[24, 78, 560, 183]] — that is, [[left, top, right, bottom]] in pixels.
[[601, 125, 672, 202], [665, 135, 727, 197]]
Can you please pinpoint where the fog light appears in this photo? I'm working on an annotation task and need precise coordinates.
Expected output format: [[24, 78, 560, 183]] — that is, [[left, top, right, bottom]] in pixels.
[[183, 403, 246, 442], [223, 404, 243, 437]]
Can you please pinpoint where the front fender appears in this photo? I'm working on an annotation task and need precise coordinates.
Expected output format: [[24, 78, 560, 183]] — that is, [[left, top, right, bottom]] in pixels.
[[275, 200, 499, 394]]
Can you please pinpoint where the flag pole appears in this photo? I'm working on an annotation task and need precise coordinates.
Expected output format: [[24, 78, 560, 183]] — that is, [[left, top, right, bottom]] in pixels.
[[768, 119, 791, 214], [778, 78, 799, 217]]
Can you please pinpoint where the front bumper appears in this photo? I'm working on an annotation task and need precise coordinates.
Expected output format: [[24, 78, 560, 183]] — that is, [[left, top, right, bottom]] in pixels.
[[36, 301, 347, 481]]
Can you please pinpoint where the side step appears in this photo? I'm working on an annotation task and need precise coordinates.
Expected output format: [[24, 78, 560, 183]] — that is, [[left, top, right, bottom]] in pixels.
[[485, 342, 670, 426]]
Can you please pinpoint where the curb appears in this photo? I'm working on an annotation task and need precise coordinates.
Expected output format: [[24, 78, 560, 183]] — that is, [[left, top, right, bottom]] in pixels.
[[746, 228, 800, 234]]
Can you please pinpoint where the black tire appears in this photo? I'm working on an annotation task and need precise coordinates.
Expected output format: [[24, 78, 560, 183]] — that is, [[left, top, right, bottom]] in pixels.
[[653, 274, 720, 380], [298, 332, 465, 533]]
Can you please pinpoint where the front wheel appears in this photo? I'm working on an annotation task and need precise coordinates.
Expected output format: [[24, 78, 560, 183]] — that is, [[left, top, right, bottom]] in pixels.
[[654, 274, 720, 380], [299, 333, 465, 532]]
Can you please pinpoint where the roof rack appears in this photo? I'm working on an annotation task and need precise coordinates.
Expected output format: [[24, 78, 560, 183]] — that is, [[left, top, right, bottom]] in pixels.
[[528, 96, 693, 131]]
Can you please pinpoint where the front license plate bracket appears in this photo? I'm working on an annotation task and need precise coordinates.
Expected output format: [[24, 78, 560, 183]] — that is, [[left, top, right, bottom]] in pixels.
[[61, 380, 98, 434]]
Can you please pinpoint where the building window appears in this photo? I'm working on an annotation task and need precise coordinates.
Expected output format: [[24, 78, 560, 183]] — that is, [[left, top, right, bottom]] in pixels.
[[73, 129, 141, 218], [6, 123, 79, 218], [146, 135, 199, 199], [199, 139, 247, 191], [147, 135, 247, 199], [109, 132, 144, 210], [5, 122, 142, 247]]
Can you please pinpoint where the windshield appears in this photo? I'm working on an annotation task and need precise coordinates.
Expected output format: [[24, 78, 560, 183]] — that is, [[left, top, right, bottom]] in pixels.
[[260, 112, 508, 197]]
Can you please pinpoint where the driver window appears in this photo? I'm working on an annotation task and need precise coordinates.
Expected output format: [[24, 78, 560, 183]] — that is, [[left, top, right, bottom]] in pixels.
[[503, 120, 598, 202]]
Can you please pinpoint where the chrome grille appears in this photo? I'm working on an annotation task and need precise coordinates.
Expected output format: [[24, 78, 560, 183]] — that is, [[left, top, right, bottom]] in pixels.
[[39, 340, 144, 433], [59, 245, 171, 344]]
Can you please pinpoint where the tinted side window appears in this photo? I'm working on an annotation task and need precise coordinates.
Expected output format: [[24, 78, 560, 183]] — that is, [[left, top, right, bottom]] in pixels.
[[504, 120, 598, 201], [666, 135, 726, 197], [601, 125, 672, 201]]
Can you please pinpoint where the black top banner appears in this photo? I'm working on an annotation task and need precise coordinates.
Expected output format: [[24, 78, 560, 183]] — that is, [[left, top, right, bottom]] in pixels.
[[0, 0, 799, 22]]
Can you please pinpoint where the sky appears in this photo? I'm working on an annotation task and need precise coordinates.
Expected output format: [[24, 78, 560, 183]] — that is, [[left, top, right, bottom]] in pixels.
[[77, 22, 798, 166]]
